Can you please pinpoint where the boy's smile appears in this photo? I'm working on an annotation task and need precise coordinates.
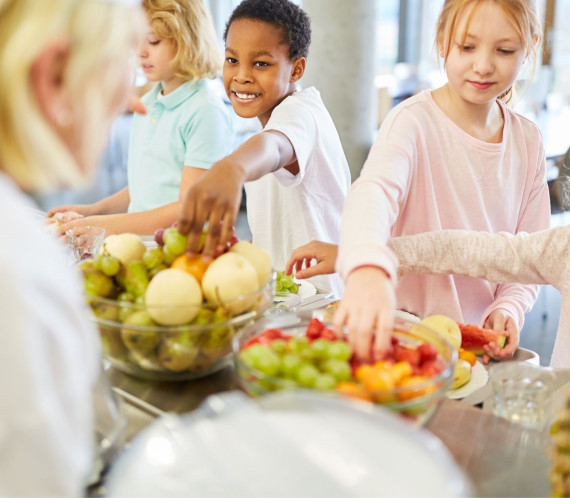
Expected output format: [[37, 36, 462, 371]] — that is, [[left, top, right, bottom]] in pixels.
[[224, 19, 304, 127]]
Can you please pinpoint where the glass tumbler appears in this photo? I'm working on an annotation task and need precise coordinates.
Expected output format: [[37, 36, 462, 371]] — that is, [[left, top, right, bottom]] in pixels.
[[66, 225, 106, 262], [489, 362, 555, 430]]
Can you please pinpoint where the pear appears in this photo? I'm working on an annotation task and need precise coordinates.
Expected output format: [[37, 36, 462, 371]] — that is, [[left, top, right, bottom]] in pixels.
[[145, 268, 203, 325], [229, 241, 272, 287], [201, 253, 259, 315], [103, 233, 145, 265]]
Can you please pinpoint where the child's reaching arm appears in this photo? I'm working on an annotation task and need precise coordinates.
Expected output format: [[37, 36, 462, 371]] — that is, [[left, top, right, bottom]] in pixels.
[[178, 130, 297, 256], [389, 227, 570, 360]]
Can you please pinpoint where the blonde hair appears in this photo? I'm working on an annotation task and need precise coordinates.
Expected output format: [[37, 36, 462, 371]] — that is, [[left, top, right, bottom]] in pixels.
[[0, 0, 144, 192], [435, 0, 541, 104], [143, 0, 222, 82]]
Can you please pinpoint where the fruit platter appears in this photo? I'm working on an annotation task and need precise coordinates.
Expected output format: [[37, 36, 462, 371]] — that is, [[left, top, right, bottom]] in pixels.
[[412, 315, 509, 400], [233, 313, 457, 424], [77, 228, 274, 381]]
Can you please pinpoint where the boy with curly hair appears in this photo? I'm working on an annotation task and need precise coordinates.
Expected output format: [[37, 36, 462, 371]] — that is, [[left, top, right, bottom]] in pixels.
[[178, 0, 351, 298]]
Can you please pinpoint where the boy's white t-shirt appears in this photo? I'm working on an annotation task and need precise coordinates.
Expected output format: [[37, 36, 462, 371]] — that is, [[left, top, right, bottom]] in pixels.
[[244, 87, 351, 298]]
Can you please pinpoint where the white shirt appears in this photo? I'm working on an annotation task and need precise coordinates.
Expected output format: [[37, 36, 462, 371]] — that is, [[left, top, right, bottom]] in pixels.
[[0, 173, 100, 496], [245, 87, 351, 298]]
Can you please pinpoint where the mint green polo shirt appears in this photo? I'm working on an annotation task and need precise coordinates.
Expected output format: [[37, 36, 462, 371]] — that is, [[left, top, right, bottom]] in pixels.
[[127, 80, 235, 212]]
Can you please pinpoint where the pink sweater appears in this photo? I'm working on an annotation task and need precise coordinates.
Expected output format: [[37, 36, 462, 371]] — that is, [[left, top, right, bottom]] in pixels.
[[337, 90, 551, 329], [389, 228, 570, 368]]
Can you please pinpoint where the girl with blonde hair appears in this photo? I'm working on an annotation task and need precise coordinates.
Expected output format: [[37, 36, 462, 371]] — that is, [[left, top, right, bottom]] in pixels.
[[0, 0, 144, 494], [48, 0, 235, 236]]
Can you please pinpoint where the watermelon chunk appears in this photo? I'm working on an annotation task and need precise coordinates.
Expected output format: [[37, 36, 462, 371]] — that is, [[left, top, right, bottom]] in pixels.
[[457, 322, 507, 355]]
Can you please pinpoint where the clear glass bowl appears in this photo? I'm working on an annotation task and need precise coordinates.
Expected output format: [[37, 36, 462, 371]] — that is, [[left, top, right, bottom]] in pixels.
[[233, 312, 457, 424], [87, 281, 273, 381]]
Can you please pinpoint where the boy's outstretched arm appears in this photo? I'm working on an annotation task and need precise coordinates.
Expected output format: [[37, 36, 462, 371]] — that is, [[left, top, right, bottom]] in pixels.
[[178, 130, 296, 256]]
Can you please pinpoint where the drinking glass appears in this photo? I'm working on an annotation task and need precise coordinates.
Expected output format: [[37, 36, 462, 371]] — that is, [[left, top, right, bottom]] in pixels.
[[66, 225, 105, 262], [489, 362, 555, 430]]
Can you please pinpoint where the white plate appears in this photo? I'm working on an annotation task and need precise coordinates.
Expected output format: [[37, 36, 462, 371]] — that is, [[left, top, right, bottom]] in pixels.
[[106, 391, 473, 497], [446, 361, 489, 400], [274, 279, 317, 302]]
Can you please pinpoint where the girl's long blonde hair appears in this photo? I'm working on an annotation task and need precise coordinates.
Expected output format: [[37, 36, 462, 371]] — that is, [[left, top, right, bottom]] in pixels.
[[143, 0, 222, 82], [0, 0, 144, 192], [435, 0, 541, 104]]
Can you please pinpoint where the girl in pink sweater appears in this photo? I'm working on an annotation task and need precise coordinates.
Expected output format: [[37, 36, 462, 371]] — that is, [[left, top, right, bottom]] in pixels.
[[289, 0, 550, 363]]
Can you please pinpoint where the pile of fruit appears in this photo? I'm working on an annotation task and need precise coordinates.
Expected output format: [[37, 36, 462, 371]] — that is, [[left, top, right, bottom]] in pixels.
[[237, 313, 510, 409], [79, 228, 273, 378], [419, 315, 507, 391], [275, 271, 299, 295], [237, 317, 452, 415]]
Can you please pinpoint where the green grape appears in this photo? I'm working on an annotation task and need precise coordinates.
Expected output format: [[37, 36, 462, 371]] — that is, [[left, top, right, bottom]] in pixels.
[[100, 255, 121, 277], [117, 292, 135, 303], [314, 373, 337, 390], [162, 227, 188, 258], [148, 263, 168, 279], [270, 339, 288, 355], [288, 336, 309, 354], [280, 353, 302, 378], [309, 338, 330, 361], [274, 270, 299, 295], [91, 253, 105, 272], [280, 275, 294, 289], [143, 247, 164, 270], [321, 359, 352, 382], [253, 348, 281, 377], [124, 261, 149, 297], [83, 269, 115, 298], [162, 246, 176, 266], [295, 363, 319, 388], [327, 341, 353, 362]]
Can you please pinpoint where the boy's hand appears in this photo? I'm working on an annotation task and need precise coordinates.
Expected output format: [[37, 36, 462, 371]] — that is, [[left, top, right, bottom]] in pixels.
[[333, 266, 396, 362], [285, 241, 338, 278], [178, 161, 245, 256], [482, 310, 518, 363]]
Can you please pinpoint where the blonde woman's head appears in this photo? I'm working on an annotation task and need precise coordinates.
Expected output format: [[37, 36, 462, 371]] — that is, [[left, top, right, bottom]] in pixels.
[[0, 0, 145, 192], [435, 0, 541, 104], [143, 0, 222, 82]]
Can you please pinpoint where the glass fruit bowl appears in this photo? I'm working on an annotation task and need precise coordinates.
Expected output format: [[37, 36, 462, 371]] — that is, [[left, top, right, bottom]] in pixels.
[[233, 312, 457, 424], [87, 280, 273, 381]]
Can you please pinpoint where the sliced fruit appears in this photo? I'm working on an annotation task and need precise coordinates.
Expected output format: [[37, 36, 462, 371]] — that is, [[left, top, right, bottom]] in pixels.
[[458, 323, 507, 355], [450, 358, 472, 390], [420, 314, 462, 351], [458, 348, 477, 367]]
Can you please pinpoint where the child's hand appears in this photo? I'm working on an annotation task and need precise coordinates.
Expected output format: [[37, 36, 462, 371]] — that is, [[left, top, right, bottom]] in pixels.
[[482, 310, 518, 363], [46, 205, 91, 219], [333, 266, 396, 362], [285, 240, 338, 279], [178, 161, 245, 257]]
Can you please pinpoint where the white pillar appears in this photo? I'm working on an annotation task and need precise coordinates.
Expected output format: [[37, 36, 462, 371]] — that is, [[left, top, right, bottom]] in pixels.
[[302, 0, 377, 181]]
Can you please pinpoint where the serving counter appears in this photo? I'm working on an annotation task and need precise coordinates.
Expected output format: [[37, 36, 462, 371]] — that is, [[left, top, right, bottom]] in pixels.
[[106, 359, 570, 497]]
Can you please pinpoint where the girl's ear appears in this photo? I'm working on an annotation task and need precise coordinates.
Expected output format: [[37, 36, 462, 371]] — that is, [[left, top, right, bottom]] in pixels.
[[290, 57, 306, 82], [30, 37, 73, 128]]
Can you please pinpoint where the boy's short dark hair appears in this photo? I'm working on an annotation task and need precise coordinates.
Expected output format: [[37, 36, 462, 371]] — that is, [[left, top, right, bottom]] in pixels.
[[223, 0, 311, 60]]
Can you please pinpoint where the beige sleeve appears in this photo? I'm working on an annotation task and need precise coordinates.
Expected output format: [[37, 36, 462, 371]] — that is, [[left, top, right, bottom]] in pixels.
[[388, 228, 568, 287]]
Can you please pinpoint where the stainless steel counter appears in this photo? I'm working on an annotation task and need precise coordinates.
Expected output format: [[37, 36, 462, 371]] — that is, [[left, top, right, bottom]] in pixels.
[[109, 358, 570, 497]]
